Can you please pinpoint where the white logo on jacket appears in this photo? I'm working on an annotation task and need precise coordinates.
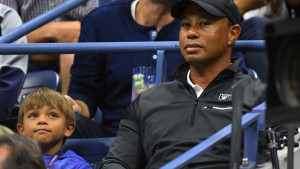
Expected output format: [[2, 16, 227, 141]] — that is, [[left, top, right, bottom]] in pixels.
[[218, 93, 232, 101]]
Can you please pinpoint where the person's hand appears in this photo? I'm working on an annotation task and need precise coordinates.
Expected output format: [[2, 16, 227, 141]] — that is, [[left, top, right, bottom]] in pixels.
[[64, 95, 82, 114], [234, 0, 270, 15], [64, 95, 90, 117]]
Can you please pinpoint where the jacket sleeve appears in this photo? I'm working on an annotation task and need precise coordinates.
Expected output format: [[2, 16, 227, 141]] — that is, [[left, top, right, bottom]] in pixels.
[[242, 77, 266, 111], [100, 97, 147, 169], [0, 4, 28, 120]]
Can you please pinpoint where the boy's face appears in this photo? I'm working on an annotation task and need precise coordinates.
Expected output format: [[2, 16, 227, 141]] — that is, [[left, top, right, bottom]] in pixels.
[[17, 104, 74, 148]]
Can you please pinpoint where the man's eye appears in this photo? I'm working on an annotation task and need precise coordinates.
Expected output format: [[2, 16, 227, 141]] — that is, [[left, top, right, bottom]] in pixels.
[[181, 22, 190, 27], [200, 22, 209, 26]]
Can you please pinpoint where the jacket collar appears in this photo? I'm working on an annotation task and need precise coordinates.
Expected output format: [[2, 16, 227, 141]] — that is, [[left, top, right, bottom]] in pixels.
[[171, 58, 241, 83]]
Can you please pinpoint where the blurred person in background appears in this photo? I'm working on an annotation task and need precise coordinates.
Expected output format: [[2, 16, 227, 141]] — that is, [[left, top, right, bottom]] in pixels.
[[0, 134, 46, 169], [0, 3, 28, 131], [241, 0, 300, 20], [66, 0, 185, 138], [0, 0, 99, 95]]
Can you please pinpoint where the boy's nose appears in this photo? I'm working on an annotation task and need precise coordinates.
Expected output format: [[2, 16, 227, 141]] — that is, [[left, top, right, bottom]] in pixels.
[[37, 116, 47, 124]]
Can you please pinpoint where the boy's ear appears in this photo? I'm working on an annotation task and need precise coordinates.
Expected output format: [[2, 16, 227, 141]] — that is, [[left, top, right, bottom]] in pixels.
[[64, 122, 75, 138], [17, 123, 25, 135]]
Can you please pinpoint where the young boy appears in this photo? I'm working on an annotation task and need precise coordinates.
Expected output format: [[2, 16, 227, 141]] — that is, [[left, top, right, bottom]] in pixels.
[[17, 87, 92, 169]]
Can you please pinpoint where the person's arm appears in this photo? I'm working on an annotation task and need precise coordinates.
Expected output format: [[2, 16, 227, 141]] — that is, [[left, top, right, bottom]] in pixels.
[[27, 21, 80, 63], [100, 98, 147, 169], [234, 0, 270, 15], [0, 4, 28, 120], [26, 21, 80, 96], [26, 21, 80, 43]]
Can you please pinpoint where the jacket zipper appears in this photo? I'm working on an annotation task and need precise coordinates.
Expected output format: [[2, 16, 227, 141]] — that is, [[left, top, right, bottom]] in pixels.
[[189, 98, 199, 126], [203, 106, 233, 110]]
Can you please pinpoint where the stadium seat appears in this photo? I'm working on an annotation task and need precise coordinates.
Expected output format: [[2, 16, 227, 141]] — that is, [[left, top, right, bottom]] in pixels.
[[62, 137, 115, 169], [232, 52, 258, 79], [17, 70, 60, 103], [99, 0, 116, 6]]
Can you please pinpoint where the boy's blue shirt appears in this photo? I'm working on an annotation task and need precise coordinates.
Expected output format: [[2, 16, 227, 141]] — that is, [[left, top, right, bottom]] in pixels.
[[43, 150, 92, 169]]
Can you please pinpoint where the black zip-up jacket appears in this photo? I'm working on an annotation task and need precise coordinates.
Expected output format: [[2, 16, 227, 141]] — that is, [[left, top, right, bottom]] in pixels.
[[101, 59, 266, 169]]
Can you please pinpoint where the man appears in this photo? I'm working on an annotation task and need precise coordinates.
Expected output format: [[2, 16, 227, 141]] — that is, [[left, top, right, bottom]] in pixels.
[[0, 134, 46, 169], [67, 0, 185, 137], [100, 0, 266, 168]]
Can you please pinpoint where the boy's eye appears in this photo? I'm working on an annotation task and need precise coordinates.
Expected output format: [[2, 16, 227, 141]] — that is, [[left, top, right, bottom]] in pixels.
[[28, 113, 38, 119], [49, 113, 58, 118]]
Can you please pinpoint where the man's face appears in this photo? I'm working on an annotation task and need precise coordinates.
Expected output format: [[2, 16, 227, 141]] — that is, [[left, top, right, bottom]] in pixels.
[[179, 3, 232, 66], [0, 146, 10, 169], [17, 105, 70, 148]]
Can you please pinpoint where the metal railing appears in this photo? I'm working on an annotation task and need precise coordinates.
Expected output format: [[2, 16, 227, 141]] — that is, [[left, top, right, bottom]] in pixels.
[[0, 40, 265, 85], [160, 102, 266, 169]]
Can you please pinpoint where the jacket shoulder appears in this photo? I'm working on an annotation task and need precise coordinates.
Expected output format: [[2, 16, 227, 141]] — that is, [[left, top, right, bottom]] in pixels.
[[234, 72, 266, 110]]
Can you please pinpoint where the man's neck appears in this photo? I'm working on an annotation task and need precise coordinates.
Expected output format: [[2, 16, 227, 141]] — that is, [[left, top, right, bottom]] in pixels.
[[135, 0, 175, 31], [189, 57, 231, 90]]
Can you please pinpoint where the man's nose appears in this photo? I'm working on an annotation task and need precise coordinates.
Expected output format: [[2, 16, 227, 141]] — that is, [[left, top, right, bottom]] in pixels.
[[187, 26, 199, 39]]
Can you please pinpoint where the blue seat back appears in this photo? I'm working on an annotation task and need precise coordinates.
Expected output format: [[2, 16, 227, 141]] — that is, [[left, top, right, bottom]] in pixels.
[[17, 70, 60, 103], [62, 137, 115, 168]]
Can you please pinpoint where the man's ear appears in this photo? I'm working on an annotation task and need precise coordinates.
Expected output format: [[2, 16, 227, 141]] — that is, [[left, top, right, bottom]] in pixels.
[[228, 24, 241, 46], [64, 122, 75, 138], [17, 123, 25, 135]]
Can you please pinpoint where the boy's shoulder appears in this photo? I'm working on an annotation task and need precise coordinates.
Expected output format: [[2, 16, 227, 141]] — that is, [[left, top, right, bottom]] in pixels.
[[43, 150, 92, 169], [61, 150, 84, 158]]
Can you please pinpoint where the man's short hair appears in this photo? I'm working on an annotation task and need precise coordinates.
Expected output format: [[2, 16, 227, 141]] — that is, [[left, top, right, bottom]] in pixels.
[[0, 134, 46, 169]]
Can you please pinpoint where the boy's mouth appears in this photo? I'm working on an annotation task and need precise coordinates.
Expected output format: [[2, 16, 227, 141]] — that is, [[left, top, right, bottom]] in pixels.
[[35, 129, 50, 133]]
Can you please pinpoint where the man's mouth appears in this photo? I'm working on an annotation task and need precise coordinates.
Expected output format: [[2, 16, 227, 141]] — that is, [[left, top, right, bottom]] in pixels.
[[185, 43, 202, 53]]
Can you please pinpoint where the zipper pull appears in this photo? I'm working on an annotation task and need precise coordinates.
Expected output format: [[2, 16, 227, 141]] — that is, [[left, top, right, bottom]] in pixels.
[[194, 98, 199, 105]]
